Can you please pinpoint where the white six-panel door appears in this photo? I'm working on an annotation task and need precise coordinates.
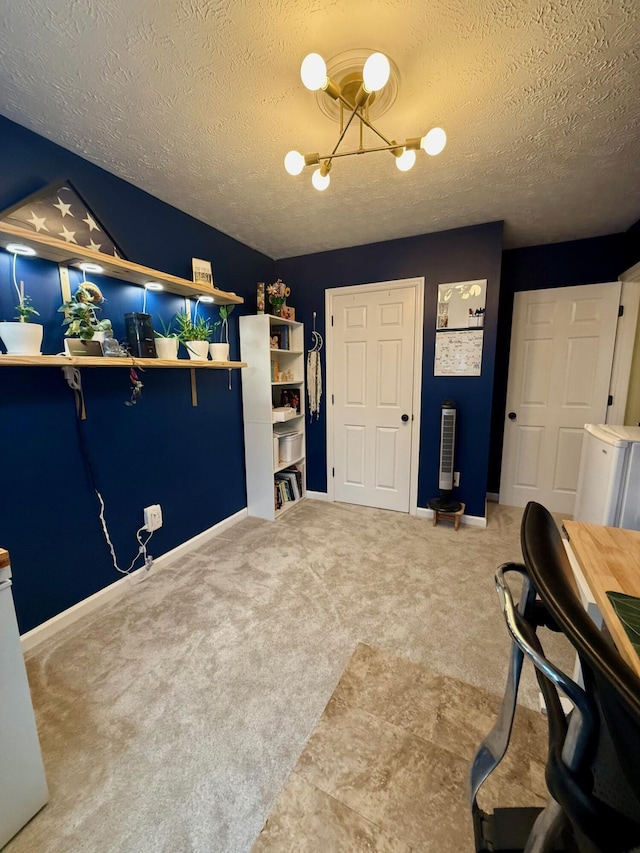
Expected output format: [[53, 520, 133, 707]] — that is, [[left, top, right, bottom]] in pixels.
[[500, 283, 621, 513], [331, 285, 417, 512]]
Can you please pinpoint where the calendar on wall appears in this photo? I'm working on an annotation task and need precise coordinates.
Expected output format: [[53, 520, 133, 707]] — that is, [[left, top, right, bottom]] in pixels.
[[434, 330, 484, 376]]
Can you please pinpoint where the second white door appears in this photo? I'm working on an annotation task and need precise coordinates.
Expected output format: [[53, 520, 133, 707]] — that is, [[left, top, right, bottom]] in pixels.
[[331, 285, 417, 512], [500, 282, 621, 513]]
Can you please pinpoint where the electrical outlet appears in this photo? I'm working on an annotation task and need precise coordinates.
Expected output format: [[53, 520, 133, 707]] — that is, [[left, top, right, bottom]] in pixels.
[[143, 504, 163, 532], [453, 472, 460, 487]]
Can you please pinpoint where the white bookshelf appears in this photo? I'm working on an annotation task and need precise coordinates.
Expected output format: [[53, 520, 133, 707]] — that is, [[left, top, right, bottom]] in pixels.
[[240, 314, 306, 519]]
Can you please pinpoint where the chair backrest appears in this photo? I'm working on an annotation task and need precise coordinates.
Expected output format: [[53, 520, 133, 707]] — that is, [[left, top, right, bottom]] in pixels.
[[520, 501, 640, 850]]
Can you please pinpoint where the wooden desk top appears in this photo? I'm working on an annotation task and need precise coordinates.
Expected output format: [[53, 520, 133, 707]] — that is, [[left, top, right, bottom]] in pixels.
[[563, 521, 640, 678]]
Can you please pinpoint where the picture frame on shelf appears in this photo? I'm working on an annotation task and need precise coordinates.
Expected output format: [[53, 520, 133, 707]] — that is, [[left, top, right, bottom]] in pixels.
[[192, 257, 213, 288], [281, 305, 295, 321]]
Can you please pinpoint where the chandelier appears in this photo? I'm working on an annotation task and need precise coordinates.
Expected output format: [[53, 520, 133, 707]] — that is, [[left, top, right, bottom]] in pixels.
[[284, 51, 446, 191]]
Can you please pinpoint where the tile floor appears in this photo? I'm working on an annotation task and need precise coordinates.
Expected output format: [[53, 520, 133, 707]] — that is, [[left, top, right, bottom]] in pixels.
[[253, 643, 549, 852]]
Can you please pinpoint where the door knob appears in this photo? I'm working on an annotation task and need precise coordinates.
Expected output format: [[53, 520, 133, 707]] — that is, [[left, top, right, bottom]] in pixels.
[[401, 414, 409, 422], [508, 412, 517, 420]]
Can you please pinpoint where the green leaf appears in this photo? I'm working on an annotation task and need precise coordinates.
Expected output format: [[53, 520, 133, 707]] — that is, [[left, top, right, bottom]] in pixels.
[[606, 591, 640, 658]]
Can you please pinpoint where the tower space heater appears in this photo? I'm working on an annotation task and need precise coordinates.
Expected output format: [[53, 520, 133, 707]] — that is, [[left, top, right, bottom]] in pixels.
[[428, 399, 461, 513]]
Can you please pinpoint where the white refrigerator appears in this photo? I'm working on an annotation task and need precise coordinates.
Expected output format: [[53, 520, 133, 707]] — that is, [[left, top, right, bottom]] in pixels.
[[0, 561, 48, 846], [573, 424, 640, 530]]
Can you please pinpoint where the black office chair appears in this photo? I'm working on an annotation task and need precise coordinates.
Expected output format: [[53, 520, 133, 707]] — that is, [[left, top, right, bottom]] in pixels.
[[470, 500, 640, 853]]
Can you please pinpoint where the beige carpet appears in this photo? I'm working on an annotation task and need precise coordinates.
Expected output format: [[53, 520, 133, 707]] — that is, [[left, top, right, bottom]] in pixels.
[[7, 501, 573, 852], [253, 642, 549, 852]]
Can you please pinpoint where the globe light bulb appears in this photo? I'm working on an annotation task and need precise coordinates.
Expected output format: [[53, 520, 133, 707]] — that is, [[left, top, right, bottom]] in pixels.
[[395, 149, 416, 172], [311, 168, 330, 191], [362, 52, 390, 93], [284, 150, 305, 176], [300, 53, 327, 91], [421, 127, 447, 156]]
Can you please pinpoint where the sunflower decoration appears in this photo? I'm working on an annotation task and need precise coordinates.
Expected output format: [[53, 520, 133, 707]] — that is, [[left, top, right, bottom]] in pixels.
[[58, 282, 113, 340]]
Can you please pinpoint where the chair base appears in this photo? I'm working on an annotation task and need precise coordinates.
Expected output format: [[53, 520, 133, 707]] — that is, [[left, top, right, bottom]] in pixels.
[[473, 806, 571, 852]]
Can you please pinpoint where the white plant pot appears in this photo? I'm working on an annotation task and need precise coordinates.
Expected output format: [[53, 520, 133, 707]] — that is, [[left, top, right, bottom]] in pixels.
[[184, 340, 209, 361], [209, 342, 229, 362], [0, 322, 43, 355], [155, 337, 179, 360], [93, 330, 107, 343]]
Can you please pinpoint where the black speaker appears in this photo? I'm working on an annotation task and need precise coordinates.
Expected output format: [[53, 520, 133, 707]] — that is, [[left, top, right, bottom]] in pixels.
[[125, 312, 157, 358]]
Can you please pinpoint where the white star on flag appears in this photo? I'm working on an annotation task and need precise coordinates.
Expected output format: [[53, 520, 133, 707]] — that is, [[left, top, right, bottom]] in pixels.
[[53, 197, 74, 217], [83, 213, 100, 232], [26, 212, 49, 232], [88, 239, 102, 252], [59, 226, 77, 243]]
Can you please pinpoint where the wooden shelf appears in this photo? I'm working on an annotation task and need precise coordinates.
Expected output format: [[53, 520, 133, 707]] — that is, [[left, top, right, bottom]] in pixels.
[[0, 355, 246, 369], [0, 223, 243, 305]]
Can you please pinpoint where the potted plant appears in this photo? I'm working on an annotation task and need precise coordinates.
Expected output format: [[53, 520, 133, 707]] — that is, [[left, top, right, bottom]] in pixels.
[[209, 304, 235, 362], [0, 282, 44, 355], [175, 311, 213, 361], [58, 282, 113, 353], [154, 315, 179, 360]]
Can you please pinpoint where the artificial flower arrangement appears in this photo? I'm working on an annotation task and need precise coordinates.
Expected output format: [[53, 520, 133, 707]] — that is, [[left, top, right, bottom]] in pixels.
[[266, 279, 290, 314]]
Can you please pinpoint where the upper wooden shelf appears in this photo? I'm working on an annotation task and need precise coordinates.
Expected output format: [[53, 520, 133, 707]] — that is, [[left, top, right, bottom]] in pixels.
[[0, 223, 243, 305], [0, 355, 246, 369]]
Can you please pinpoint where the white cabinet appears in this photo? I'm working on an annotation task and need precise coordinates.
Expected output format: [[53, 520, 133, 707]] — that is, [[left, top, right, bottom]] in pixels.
[[240, 314, 306, 519]]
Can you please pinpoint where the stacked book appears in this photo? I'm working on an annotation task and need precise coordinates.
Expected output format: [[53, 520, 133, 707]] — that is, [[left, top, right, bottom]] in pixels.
[[272, 325, 290, 351], [274, 466, 303, 510]]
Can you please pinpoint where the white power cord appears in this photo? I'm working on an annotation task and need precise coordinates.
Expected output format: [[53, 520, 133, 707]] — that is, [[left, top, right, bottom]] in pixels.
[[95, 488, 155, 579]]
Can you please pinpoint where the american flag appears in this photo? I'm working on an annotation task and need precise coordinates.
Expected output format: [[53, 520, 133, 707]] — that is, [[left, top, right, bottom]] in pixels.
[[0, 181, 126, 258]]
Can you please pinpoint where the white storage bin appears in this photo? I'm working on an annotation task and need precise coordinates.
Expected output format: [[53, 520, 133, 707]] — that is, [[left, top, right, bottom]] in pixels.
[[279, 432, 303, 462]]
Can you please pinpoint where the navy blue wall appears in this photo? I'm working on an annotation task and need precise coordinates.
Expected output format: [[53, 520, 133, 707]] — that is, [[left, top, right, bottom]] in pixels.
[[488, 233, 634, 492], [2, 113, 636, 631], [0, 116, 274, 632], [277, 222, 504, 519]]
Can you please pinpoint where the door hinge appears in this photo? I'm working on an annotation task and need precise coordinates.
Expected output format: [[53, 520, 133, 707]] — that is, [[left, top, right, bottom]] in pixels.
[[619, 304, 624, 317], [332, 394, 334, 405], [608, 394, 614, 406], [331, 315, 334, 326], [332, 467, 335, 477]]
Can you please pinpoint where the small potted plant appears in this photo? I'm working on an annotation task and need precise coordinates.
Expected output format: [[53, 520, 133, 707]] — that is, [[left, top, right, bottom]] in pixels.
[[58, 282, 113, 353], [175, 311, 213, 360], [154, 315, 179, 360], [209, 304, 235, 362], [0, 281, 44, 355]]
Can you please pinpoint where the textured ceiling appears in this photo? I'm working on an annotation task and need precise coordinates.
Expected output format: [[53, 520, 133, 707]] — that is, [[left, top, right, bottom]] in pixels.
[[1, 0, 639, 260]]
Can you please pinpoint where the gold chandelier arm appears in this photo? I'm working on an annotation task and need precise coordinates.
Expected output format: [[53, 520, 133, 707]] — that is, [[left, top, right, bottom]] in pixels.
[[326, 99, 362, 161], [335, 93, 393, 147], [310, 141, 410, 161]]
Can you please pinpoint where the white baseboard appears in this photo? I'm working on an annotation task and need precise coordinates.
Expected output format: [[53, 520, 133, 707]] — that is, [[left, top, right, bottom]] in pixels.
[[20, 508, 248, 653], [416, 506, 487, 528], [306, 490, 329, 501]]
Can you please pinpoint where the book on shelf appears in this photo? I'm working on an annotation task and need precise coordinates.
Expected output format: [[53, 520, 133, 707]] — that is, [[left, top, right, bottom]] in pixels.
[[272, 324, 289, 350], [275, 466, 303, 500]]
